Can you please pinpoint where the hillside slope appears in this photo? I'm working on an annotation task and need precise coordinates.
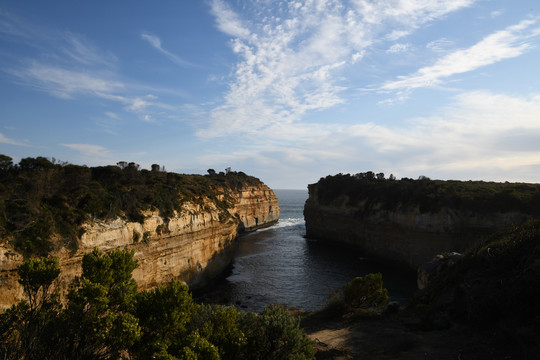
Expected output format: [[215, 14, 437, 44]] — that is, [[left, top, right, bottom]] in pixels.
[[0, 156, 279, 310]]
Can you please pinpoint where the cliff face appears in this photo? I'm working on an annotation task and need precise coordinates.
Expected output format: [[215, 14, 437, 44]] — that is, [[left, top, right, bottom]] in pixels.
[[304, 183, 531, 269], [0, 183, 279, 310]]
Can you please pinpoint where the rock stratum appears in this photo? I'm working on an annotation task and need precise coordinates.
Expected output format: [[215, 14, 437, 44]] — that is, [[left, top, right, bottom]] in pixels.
[[0, 163, 279, 310], [304, 173, 540, 269]]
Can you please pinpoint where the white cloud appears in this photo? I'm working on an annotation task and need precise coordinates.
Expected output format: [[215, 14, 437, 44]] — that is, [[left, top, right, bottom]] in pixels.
[[61, 143, 112, 158], [385, 29, 411, 41], [1, 15, 187, 125], [94, 112, 122, 135], [386, 43, 410, 53], [12, 62, 124, 99], [61, 32, 116, 67], [426, 37, 454, 52], [10, 61, 174, 121], [209, 0, 250, 39], [201, 0, 475, 138], [342, 91, 540, 178], [359, 0, 475, 27], [0, 9, 35, 38], [491, 9, 504, 18], [104, 111, 120, 120], [0, 132, 27, 146], [382, 18, 540, 92], [141, 31, 197, 68], [199, 91, 540, 187]]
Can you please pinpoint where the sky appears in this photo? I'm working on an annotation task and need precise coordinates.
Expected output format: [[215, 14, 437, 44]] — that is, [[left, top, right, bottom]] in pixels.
[[1, 0, 539, 189]]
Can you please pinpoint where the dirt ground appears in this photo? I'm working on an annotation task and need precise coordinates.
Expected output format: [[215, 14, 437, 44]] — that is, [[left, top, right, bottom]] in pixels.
[[301, 310, 517, 360]]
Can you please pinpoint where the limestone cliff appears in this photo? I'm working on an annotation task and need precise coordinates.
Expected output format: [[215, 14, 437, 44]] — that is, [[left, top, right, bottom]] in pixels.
[[304, 175, 538, 269], [0, 183, 279, 310]]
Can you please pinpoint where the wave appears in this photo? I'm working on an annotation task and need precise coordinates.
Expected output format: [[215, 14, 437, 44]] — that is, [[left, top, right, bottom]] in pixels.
[[273, 217, 304, 229], [253, 217, 304, 232]]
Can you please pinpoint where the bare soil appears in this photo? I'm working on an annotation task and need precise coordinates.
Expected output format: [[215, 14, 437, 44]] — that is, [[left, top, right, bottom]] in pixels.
[[301, 310, 517, 360]]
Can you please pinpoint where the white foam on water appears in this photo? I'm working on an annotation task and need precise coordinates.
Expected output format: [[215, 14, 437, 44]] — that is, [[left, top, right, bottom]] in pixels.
[[260, 217, 304, 230]]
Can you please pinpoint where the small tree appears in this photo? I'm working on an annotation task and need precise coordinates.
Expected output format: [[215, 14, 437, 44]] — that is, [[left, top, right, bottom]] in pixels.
[[134, 280, 194, 359], [65, 248, 140, 358], [1, 257, 62, 359], [17, 257, 60, 310], [343, 273, 388, 310], [0, 154, 13, 171], [190, 305, 246, 360], [246, 304, 316, 359]]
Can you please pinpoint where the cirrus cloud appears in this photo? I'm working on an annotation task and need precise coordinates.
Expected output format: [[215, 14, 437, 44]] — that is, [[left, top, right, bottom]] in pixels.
[[200, 0, 476, 138], [381, 18, 540, 93], [61, 143, 112, 158]]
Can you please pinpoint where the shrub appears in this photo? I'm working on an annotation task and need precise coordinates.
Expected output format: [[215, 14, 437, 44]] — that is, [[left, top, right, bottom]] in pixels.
[[1, 249, 316, 360], [134, 280, 194, 359], [142, 231, 152, 244], [16, 257, 60, 310], [156, 224, 169, 236], [189, 305, 246, 360], [343, 273, 389, 310], [238, 304, 316, 360]]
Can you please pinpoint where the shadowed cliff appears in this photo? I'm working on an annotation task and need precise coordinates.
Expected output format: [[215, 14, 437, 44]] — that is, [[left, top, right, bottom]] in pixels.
[[304, 172, 540, 268]]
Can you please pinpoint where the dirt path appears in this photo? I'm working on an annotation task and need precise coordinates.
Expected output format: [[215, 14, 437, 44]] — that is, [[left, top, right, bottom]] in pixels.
[[303, 311, 504, 360]]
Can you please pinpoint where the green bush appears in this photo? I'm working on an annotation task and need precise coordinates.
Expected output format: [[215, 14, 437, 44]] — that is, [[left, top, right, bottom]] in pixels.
[[1, 249, 316, 360], [134, 280, 194, 359], [16, 257, 60, 310], [238, 304, 316, 360], [142, 231, 152, 244], [343, 273, 389, 310], [189, 305, 246, 360]]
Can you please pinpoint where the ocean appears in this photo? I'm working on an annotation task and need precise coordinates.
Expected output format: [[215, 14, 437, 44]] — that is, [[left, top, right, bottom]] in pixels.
[[196, 189, 417, 313]]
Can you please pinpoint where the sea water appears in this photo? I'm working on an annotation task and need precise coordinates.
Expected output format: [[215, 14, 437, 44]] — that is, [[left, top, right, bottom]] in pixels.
[[197, 189, 417, 313]]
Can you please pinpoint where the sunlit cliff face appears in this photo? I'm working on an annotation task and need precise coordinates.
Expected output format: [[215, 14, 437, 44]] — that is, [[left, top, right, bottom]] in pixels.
[[0, 183, 279, 311]]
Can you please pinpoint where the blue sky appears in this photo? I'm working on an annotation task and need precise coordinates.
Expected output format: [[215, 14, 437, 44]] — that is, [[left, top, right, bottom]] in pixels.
[[1, 0, 539, 189]]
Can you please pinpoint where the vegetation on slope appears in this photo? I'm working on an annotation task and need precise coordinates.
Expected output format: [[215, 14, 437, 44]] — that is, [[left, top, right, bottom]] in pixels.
[[0, 155, 262, 257], [0, 248, 316, 360], [312, 172, 540, 215], [413, 218, 540, 357]]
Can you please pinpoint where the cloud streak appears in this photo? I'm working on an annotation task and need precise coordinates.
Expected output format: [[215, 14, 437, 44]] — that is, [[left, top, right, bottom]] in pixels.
[[0, 132, 27, 146], [381, 18, 540, 92], [3, 25, 180, 124], [141, 31, 198, 68], [11, 62, 124, 99], [200, 0, 476, 137], [61, 143, 112, 158]]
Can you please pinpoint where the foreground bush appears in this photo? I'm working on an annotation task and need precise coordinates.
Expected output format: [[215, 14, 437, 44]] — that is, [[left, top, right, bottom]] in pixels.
[[321, 273, 390, 319], [343, 273, 388, 309], [0, 248, 315, 360]]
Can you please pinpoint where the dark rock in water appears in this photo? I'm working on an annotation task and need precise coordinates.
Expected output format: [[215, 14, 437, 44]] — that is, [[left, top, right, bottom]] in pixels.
[[417, 252, 462, 290]]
